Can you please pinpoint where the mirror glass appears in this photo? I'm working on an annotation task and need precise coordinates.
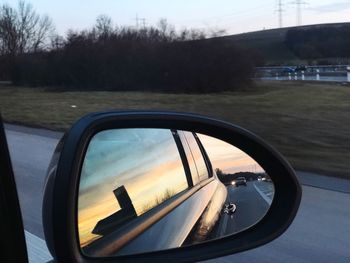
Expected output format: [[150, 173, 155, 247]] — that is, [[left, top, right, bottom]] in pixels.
[[78, 129, 274, 257]]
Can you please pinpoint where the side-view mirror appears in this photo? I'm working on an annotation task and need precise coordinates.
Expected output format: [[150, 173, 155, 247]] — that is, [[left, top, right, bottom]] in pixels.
[[43, 111, 301, 262]]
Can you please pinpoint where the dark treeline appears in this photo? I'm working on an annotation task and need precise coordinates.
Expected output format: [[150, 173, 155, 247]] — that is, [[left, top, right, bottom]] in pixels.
[[10, 23, 258, 93], [0, 1, 260, 93], [215, 168, 266, 185], [285, 25, 350, 60], [11, 27, 257, 92]]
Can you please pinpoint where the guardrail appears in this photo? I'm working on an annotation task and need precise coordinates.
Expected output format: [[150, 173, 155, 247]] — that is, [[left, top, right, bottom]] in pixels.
[[255, 65, 350, 83]]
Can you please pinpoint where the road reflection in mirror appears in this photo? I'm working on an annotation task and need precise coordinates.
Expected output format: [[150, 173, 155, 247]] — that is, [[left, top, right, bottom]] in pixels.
[[195, 134, 274, 240], [77, 129, 274, 257]]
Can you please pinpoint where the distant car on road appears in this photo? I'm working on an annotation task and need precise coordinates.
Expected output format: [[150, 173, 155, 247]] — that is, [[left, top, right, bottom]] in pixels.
[[282, 67, 295, 74], [232, 177, 247, 187]]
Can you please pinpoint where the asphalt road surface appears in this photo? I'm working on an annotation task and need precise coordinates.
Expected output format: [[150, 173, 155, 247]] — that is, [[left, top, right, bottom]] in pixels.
[[5, 124, 61, 239], [212, 182, 272, 238], [4, 124, 350, 262]]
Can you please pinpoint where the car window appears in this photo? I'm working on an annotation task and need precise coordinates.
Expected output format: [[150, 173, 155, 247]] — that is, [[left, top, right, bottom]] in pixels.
[[180, 131, 209, 182], [178, 131, 200, 185], [78, 128, 189, 247]]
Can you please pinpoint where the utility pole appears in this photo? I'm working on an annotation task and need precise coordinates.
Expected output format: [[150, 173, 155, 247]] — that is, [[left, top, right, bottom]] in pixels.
[[134, 14, 146, 29], [296, 0, 302, 26], [276, 0, 284, 28], [291, 0, 307, 26], [140, 18, 147, 29], [135, 14, 139, 28]]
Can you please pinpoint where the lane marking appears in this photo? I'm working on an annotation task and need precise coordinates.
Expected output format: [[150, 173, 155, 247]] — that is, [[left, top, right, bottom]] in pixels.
[[25, 230, 52, 263], [219, 211, 229, 237], [253, 183, 273, 205]]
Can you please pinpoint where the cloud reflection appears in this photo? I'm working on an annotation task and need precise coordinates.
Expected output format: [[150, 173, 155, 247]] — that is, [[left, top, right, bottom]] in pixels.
[[78, 129, 188, 247]]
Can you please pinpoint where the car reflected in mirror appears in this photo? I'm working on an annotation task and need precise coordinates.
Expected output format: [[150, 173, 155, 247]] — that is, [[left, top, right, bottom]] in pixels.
[[77, 128, 274, 257]]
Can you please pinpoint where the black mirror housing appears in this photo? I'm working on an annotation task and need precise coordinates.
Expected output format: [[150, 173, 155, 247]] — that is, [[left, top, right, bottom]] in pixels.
[[43, 111, 301, 263]]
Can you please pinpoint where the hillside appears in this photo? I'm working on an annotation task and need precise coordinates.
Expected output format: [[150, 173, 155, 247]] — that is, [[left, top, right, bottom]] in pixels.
[[224, 22, 350, 65]]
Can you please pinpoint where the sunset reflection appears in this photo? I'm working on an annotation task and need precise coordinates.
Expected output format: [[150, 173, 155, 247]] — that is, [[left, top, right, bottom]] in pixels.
[[78, 129, 267, 248], [78, 129, 188, 247], [198, 134, 264, 174]]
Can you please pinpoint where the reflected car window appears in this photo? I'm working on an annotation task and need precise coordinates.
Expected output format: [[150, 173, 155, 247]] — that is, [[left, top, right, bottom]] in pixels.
[[178, 131, 200, 185], [181, 131, 209, 182], [78, 128, 189, 247]]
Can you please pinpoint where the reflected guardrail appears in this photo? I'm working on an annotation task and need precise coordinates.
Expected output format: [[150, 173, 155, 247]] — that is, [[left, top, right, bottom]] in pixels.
[[255, 65, 350, 83]]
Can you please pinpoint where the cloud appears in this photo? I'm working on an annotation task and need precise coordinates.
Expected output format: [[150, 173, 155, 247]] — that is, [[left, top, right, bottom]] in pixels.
[[309, 1, 350, 13]]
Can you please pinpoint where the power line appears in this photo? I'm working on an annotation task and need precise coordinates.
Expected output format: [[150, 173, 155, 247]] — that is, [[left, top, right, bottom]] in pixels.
[[178, 1, 275, 24], [132, 2, 276, 34], [216, 8, 273, 31]]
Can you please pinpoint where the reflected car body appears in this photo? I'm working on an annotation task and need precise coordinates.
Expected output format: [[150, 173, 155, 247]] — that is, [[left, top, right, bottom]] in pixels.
[[113, 179, 227, 256], [80, 130, 228, 256]]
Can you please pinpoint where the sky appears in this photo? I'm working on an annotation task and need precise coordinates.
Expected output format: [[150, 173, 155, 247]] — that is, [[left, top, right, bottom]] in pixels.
[[198, 134, 264, 174], [3, 0, 350, 36]]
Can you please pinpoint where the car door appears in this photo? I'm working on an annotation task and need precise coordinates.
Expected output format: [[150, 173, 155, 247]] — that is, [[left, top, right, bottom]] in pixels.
[[0, 116, 28, 263]]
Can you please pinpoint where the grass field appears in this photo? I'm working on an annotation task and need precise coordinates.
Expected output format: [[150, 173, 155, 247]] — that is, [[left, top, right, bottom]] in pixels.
[[1, 81, 349, 178]]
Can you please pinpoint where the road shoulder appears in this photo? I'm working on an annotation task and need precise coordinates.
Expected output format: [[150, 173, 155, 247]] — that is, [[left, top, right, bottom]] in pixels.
[[5, 123, 63, 139], [296, 171, 350, 194]]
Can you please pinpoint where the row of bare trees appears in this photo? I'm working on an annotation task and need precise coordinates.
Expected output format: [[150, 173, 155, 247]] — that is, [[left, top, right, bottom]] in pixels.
[[1, 1, 260, 93], [0, 0, 224, 56], [0, 1, 54, 79]]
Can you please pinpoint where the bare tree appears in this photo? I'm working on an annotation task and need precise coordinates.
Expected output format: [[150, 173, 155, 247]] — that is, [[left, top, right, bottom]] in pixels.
[[157, 18, 176, 41], [95, 14, 113, 39], [50, 34, 65, 50], [0, 4, 18, 55], [17, 0, 54, 52], [0, 0, 54, 55], [32, 15, 54, 51], [209, 28, 227, 38]]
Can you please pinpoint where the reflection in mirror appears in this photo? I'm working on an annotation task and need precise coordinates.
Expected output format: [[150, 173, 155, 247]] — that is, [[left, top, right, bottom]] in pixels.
[[78, 129, 274, 257]]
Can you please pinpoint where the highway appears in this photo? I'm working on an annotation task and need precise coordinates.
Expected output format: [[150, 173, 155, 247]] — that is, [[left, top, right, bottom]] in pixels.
[[4, 124, 350, 262], [212, 182, 272, 238], [257, 75, 349, 82], [6, 124, 61, 240]]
